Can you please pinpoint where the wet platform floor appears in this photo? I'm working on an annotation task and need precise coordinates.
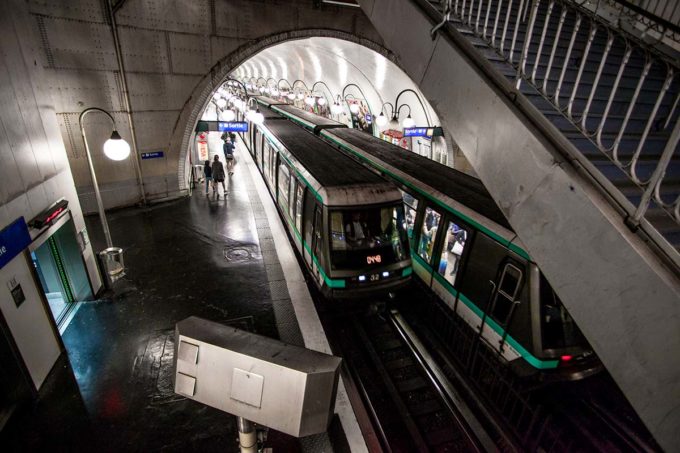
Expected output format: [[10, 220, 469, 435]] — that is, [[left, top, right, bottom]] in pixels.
[[0, 164, 310, 452]]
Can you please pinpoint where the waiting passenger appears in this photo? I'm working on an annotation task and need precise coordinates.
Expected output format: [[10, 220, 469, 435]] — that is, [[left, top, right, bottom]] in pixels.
[[211, 155, 226, 198], [224, 138, 236, 175], [203, 160, 212, 196]]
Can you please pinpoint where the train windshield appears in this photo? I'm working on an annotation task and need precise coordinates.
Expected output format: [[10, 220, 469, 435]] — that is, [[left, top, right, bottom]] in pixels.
[[329, 204, 409, 270], [540, 273, 587, 350]]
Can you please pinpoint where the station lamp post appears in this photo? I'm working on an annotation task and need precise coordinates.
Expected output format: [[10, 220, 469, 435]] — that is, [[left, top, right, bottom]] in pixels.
[[79, 107, 131, 285], [375, 88, 430, 129]]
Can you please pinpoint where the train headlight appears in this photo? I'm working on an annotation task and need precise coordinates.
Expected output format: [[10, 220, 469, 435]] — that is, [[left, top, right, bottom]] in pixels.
[[382, 271, 389, 277], [358, 275, 366, 282]]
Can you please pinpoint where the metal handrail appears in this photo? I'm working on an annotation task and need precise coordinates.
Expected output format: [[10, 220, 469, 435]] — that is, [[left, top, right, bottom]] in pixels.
[[432, 0, 680, 227]]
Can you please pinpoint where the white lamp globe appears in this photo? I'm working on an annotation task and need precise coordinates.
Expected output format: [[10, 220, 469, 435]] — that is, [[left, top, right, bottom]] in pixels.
[[216, 97, 227, 108], [264, 87, 270, 94], [349, 103, 360, 114], [212, 92, 221, 100], [401, 115, 415, 128], [253, 110, 264, 125], [103, 131, 131, 161], [287, 92, 296, 100], [220, 109, 236, 122], [246, 83, 253, 90], [305, 95, 315, 106], [296, 92, 304, 100], [317, 97, 327, 106], [258, 86, 265, 94], [376, 112, 388, 127], [271, 88, 279, 97], [331, 102, 343, 115]]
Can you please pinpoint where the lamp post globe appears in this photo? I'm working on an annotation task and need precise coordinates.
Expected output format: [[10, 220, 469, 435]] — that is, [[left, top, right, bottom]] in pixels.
[[401, 114, 415, 128], [376, 112, 388, 127], [349, 103, 360, 114], [103, 131, 131, 161]]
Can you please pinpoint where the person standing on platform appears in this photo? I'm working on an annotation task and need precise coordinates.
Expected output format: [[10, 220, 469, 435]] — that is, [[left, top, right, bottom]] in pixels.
[[224, 138, 236, 176], [211, 154, 226, 198], [203, 160, 212, 196]]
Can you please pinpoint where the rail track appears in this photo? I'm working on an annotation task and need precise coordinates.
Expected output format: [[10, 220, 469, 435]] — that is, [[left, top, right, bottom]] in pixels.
[[321, 306, 494, 453]]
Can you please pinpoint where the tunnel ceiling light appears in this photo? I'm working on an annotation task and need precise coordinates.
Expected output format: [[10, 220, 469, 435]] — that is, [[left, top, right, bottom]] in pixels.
[[401, 114, 415, 128], [376, 112, 388, 127], [349, 103, 360, 114], [317, 97, 327, 106], [216, 97, 227, 108], [220, 109, 236, 122], [103, 130, 131, 161]]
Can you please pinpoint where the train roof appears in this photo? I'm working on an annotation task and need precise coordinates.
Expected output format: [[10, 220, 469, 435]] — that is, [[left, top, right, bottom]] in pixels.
[[322, 128, 513, 231], [254, 95, 286, 108], [261, 119, 399, 206], [272, 104, 346, 133], [256, 104, 287, 120]]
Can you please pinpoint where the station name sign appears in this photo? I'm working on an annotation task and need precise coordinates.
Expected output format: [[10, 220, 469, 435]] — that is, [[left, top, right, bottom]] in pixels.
[[218, 121, 248, 133], [403, 126, 444, 138], [0, 217, 31, 270], [141, 151, 164, 159]]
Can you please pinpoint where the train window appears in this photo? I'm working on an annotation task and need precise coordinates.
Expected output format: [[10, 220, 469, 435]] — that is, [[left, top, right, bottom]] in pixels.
[[288, 176, 296, 219], [269, 147, 276, 182], [278, 164, 290, 209], [491, 263, 523, 326], [295, 183, 304, 232], [328, 204, 408, 270], [417, 207, 441, 263], [401, 191, 419, 240], [313, 205, 326, 268], [262, 142, 269, 176], [540, 273, 586, 349], [437, 221, 469, 286]]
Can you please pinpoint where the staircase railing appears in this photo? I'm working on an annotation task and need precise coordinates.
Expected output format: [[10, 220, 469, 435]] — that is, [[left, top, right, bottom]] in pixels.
[[432, 0, 680, 229], [599, 0, 680, 46]]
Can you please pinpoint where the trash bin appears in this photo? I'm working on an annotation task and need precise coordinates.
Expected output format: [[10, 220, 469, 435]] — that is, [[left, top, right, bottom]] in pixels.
[[99, 247, 125, 287]]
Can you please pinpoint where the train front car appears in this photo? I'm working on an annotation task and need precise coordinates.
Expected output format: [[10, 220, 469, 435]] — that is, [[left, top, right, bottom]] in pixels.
[[324, 189, 412, 297], [243, 104, 412, 300]]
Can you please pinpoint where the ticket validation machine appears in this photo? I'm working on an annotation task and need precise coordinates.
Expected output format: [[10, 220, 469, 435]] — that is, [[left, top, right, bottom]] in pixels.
[[174, 317, 342, 451]]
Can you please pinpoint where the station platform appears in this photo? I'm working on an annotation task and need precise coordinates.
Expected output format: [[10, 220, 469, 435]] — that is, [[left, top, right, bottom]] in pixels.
[[0, 140, 366, 452]]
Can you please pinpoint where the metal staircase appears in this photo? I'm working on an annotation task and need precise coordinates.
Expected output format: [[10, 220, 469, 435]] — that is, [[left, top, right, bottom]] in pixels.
[[359, 0, 680, 450], [429, 0, 680, 258]]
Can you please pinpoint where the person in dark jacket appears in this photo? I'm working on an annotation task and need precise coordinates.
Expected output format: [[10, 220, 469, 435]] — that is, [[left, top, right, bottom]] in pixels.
[[223, 138, 236, 175], [203, 160, 212, 195], [211, 155, 226, 198]]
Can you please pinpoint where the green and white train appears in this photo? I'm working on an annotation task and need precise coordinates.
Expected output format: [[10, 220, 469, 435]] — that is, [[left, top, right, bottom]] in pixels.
[[253, 97, 602, 380]]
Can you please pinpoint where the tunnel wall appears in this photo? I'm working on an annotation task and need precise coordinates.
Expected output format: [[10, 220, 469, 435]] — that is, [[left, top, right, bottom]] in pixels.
[[28, 0, 385, 213]]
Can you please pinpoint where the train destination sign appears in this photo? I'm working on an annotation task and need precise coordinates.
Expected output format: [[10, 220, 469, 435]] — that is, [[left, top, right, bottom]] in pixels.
[[218, 121, 248, 132]]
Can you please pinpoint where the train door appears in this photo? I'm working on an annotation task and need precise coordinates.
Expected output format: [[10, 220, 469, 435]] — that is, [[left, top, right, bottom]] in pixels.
[[302, 188, 315, 267], [414, 205, 443, 287], [487, 262, 524, 354], [310, 205, 323, 284], [400, 190, 419, 249]]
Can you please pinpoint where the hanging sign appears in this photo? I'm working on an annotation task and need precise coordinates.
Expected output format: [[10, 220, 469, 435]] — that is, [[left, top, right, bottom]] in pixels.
[[218, 121, 248, 132], [141, 151, 164, 159], [0, 217, 31, 270], [197, 140, 209, 161], [403, 126, 444, 138]]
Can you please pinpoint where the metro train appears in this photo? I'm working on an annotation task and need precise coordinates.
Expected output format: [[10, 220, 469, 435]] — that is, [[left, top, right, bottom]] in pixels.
[[238, 102, 412, 299], [249, 96, 602, 380]]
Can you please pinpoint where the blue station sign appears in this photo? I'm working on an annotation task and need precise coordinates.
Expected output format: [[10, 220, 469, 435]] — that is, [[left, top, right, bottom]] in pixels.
[[403, 127, 432, 138], [218, 121, 248, 133], [0, 217, 31, 270], [141, 151, 164, 159]]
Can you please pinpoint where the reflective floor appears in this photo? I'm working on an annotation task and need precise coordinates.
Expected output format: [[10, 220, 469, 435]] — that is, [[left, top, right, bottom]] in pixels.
[[0, 168, 301, 452]]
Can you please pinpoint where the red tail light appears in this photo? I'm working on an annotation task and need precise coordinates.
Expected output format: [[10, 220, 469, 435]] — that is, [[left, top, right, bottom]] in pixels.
[[561, 355, 573, 362]]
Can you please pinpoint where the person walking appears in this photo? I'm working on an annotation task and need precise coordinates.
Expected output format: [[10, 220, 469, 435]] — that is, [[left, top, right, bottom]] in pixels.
[[211, 154, 226, 198], [203, 160, 212, 196], [224, 138, 236, 175]]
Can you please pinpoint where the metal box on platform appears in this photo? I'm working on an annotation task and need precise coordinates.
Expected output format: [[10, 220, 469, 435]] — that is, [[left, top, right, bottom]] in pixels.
[[174, 316, 341, 437]]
